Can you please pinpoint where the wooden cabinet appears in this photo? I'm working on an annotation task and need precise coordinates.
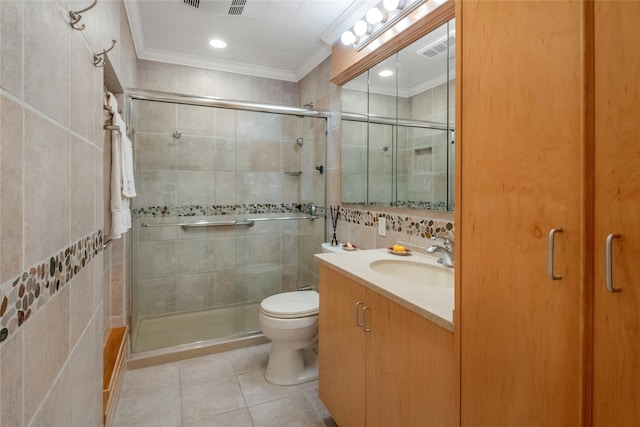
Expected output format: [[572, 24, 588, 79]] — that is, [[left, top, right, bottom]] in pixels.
[[457, 1, 640, 426], [318, 264, 455, 427], [593, 2, 640, 425]]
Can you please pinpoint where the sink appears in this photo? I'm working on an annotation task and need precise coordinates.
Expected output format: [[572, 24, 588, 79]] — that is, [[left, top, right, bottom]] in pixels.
[[369, 259, 453, 287]]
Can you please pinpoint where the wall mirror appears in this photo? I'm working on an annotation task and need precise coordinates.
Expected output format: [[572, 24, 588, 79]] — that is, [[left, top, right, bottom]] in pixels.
[[341, 18, 455, 211]]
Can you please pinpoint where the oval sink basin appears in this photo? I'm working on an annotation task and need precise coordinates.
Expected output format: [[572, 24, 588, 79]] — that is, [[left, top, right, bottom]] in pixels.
[[369, 259, 453, 287]]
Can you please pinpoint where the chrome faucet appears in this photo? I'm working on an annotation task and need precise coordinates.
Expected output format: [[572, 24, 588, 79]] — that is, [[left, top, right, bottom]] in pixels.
[[426, 237, 455, 267]]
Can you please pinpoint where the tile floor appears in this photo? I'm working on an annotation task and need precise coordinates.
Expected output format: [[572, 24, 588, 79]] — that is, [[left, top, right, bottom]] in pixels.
[[112, 343, 337, 427]]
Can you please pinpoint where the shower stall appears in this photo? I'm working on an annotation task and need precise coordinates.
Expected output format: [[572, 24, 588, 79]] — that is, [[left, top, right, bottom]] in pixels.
[[126, 90, 327, 354]]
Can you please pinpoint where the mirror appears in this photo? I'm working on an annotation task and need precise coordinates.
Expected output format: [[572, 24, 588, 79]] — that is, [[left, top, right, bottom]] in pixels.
[[341, 18, 455, 211]]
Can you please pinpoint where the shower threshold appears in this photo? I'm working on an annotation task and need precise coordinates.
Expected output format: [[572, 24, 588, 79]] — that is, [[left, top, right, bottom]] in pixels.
[[132, 302, 262, 354]]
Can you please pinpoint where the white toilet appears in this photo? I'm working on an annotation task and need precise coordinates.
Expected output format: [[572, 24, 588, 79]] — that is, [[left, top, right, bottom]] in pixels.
[[259, 290, 320, 385]]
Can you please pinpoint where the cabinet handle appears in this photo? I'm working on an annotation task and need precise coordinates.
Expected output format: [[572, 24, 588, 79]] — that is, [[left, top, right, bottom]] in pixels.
[[355, 301, 364, 327], [548, 228, 563, 280], [606, 233, 622, 293], [363, 306, 371, 332]]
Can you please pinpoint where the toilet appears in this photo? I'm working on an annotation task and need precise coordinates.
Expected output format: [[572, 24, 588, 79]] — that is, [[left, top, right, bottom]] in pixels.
[[259, 290, 320, 385]]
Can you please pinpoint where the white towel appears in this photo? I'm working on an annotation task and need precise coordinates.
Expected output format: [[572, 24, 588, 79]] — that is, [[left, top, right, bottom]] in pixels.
[[107, 92, 136, 239]]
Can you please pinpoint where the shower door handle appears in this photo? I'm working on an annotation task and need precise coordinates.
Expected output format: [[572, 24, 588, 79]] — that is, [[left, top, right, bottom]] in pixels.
[[355, 301, 364, 327]]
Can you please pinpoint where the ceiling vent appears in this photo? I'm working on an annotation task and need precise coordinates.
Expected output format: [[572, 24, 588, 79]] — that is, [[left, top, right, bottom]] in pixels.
[[228, 0, 246, 15], [183, 0, 200, 8], [417, 35, 455, 59], [182, 0, 246, 16]]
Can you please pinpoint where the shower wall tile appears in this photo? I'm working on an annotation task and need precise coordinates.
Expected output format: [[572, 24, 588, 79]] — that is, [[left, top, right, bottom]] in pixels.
[[176, 136, 217, 170], [0, 330, 23, 427], [250, 140, 281, 171], [1, 95, 23, 282], [176, 65, 216, 97], [71, 137, 97, 241], [177, 104, 216, 136], [136, 217, 179, 242], [236, 234, 282, 268], [0, 0, 23, 97], [69, 263, 95, 348], [214, 71, 253, 101], [177, 171, 217, 205], [138, 60, 177, 93], [69, 321, 96, 427], [176, 273, 215, 312], [135, 133, 177, 171], [137, 241, 178, 279], [134, 170, 178, 207], [214, 108, 236, 138], [212, 270, 236, 306], [213, 138, 236, 170], [24, 0, 70, 126], [24, 286, 70, 421], [24, 111, 70, 267], [176, 237, 236, 274], [136, 277, 178, 317], [137, 100, 177, 133], [70, 32, 96, 141], [111, 263, 125, 317]]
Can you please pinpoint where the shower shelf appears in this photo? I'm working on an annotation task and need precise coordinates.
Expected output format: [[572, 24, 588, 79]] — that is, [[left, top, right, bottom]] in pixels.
[[141, 215, 317, 230], [284, 171, 303, 176]]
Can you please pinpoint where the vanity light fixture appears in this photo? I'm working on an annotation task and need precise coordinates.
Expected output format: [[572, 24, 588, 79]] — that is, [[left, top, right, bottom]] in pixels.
[[209, 39, 227, 48], [340, 0, 433, 51]]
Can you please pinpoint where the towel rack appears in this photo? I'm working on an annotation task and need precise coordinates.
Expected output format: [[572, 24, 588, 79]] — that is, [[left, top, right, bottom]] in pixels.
[[141, 215, 317, 230]]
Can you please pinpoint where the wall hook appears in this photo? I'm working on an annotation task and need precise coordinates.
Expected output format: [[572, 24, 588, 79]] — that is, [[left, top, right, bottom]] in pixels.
[[93, 39, 116, 67], [69, 0, 98, 31]]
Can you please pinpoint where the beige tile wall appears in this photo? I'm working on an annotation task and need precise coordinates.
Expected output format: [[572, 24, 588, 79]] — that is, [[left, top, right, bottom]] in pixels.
[[0, 1, 137, 426]]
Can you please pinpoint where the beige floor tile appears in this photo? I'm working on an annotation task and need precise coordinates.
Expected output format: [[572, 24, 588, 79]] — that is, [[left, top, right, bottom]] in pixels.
[[181, 376, 246, 424], [180, 352, 235, 387], [229, 343, 270, 375], [113, 386, 181, 427], [237, 369, 299, 407], [303, 388, 337, 427], [182, 408, 253, 427], [121, 362, 180, 395], [248, 394, 325, 427]]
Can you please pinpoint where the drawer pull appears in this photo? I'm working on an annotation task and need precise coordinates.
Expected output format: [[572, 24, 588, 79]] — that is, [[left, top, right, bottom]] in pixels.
[[355, 301, 364, 327], [548, 228, 563, 280], [605, 233, 622, 293]]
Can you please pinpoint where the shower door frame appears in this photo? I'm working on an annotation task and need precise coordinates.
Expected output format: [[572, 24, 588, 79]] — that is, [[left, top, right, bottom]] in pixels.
[[124, 89, 329, 354]]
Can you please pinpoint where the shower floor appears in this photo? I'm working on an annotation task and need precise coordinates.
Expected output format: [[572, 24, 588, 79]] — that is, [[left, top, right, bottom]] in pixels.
[[132, 303, 262, 353]]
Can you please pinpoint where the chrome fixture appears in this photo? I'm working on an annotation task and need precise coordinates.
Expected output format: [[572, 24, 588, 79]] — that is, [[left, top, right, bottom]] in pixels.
[[296, 138, 304, 147], [315, 165, 324, 174], [426, 236, 454, 267], [141, 214, 317, 230], [303, 102, 314, 109], [69, 0, 97, 31], [173, 130, 182, 139], [93, 39, 117, 67]]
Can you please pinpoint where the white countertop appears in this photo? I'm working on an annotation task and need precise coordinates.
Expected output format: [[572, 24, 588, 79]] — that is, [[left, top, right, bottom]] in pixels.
[[315, 248, 454, 332]]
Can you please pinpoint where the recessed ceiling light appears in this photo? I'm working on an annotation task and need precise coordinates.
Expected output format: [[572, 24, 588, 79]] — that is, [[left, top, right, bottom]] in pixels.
[[209, 39, 227, 49], [379, 70, 394, 77]]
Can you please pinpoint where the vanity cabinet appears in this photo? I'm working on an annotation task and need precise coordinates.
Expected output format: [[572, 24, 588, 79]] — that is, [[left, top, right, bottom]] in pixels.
[[457, 1, 640, 426], [318, 265, 455, 427]]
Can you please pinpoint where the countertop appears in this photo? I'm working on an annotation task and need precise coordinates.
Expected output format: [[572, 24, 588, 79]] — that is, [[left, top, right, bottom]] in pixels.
[[315, 248, 454, 332]]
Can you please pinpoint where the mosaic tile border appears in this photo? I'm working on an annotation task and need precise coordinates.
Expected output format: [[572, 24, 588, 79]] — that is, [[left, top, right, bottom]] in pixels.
[[133, 203, 326, 219], [368, 200, 449, 211], [0, 230, 104, 345], [338, 207, 455, 240]]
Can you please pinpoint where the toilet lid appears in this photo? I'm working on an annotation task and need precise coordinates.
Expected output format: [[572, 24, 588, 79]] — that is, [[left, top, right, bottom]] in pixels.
[[260, 291, 319, 318]]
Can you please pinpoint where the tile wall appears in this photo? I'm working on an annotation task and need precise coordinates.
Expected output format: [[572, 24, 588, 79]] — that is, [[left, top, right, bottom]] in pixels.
[[0, 1, 137, 425]]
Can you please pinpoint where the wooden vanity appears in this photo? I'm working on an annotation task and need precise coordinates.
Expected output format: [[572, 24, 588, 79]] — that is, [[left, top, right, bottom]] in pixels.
[[316, 250, 455, 427]]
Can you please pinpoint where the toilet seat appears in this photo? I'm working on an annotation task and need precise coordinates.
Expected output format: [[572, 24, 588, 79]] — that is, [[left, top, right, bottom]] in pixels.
[[260, 291, 319, 319]]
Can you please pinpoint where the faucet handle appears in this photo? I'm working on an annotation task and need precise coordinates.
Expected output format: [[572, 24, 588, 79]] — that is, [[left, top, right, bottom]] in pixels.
[[431, 235, 454, 250]]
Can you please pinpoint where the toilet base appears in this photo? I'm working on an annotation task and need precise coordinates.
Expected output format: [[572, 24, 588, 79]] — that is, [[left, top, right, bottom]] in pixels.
[[265, 346, 318, 386]]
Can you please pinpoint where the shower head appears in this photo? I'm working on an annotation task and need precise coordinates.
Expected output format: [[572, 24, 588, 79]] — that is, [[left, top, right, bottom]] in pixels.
[[296, 138, 304, 147]]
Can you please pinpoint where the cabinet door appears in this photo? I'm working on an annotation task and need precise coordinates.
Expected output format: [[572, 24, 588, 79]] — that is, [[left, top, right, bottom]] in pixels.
[[593, 2, 640, 424], [366, 290, 455, 427], [318, 265, 366, 427], [458, 1, 584, 425]]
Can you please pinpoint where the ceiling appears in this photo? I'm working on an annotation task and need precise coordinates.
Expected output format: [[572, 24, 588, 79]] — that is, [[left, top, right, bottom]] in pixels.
[[124, 0, 380, 82]]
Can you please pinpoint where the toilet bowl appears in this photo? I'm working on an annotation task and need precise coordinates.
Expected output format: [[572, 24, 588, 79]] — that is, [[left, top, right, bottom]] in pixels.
[[259, 290, 319, 385]]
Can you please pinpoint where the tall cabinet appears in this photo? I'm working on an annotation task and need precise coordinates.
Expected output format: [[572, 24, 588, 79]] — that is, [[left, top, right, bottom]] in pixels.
[[593, 2, 640, 425], [458, 0, 640, 426]]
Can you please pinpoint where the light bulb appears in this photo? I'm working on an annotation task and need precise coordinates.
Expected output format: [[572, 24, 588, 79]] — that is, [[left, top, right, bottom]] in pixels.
[[353, 20, 370, 36], [209, 39, 227, 48], [365, 7, 385, 25], [341, 30, 356, 46], [383, 0, 405, 11]]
